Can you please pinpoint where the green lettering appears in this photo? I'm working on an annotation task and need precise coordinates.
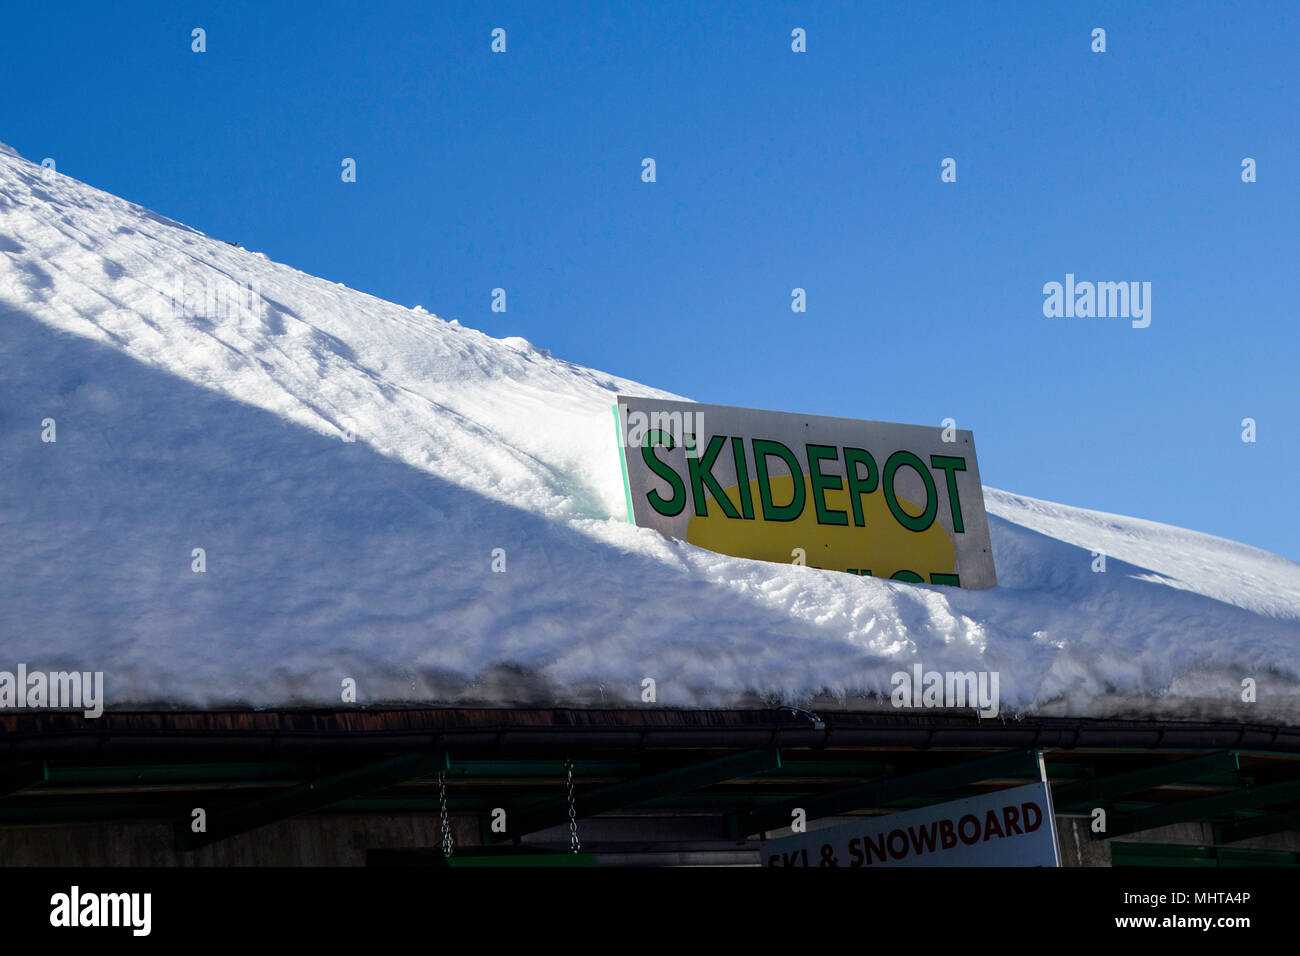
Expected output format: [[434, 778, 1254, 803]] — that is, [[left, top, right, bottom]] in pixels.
[[806, 444, 847, 526], [843, 448, 879, 528], [753, 439, 805, 522], [642, 429, 686, 516], [687, 435, 740, 518], [929, 455, 967, 533], [731, 436, 754, 520], [883, 450, 937, 532]]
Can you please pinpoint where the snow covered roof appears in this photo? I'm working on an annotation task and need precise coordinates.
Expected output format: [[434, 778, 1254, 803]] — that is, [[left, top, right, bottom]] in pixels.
[[2, 141, 1298, 720]]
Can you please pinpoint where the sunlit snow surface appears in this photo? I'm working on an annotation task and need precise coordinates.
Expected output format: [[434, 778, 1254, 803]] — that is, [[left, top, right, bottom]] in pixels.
[[2, 141, 1298, 718]]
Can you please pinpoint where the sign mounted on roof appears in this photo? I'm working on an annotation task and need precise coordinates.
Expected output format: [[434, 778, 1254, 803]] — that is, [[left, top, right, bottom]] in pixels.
[[760, 782, 1060, 867], [614, 397, 997, 589]]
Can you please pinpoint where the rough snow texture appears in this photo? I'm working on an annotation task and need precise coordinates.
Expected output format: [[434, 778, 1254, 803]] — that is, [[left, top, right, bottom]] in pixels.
[[2, 141, 1299, 720]]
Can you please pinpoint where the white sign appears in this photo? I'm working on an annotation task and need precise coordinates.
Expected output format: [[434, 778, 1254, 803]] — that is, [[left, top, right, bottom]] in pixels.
[[615, 397, 997, 589], [761, 782, 1060, 867]]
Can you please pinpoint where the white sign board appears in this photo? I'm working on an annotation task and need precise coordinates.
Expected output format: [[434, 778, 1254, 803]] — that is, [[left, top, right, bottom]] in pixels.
[[761, 782, 1060, 867], [615, 397, 997, 588]]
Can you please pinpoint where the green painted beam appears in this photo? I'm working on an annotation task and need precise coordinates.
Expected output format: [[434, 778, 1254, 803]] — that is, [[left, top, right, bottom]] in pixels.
[[1038, 762, 1094, 779], [1112, 841, 1300, 867], [174, 752, 447, 852], [1110, 842, 1222, 867], [330, 790, 1162, 818], [763, 762, 893, 781], [1216, 807, 1300, 845], [732, 749, 1040, 838], [445, 760, 640, 781], [1217, 847, 1300, 866], [39, 762, 324, 789], [11, 755, 1077, 798], [341, 789, 808, 814], [0, 799, 184, 823], [1053, 751, 1240, 809], [337, 790, 969, 817], [493, 749, 782, 842], [449, 759, 907, 784], [1100, 775, 1300, 840], [0, 761, 48, 797], [370, 846, 599, 867]]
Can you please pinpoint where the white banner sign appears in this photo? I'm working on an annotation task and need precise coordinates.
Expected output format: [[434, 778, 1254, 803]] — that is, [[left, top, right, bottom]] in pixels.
[[615, 397, 997, 588], [761, 782, 1060, 867]]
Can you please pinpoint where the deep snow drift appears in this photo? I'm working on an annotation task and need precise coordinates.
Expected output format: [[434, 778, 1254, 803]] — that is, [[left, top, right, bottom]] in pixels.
[[2, 140, 1298, 720]]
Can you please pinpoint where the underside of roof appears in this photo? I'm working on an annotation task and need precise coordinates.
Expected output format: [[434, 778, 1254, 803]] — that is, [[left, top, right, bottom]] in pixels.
[[3, 709, 1300, 859]]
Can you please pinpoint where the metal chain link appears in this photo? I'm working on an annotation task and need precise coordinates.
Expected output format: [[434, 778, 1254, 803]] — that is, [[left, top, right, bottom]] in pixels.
[[565, 758, 580, 854], [438, 770, 453, 859]]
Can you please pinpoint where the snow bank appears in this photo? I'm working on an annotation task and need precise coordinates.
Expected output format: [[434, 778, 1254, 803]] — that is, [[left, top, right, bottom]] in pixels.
[[2, 140, 1298, 720]]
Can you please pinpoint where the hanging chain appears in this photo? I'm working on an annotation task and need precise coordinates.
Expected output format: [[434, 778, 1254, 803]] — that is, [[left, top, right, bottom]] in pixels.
[[438, 770, 453, 859], [565, 758, 581, 854]]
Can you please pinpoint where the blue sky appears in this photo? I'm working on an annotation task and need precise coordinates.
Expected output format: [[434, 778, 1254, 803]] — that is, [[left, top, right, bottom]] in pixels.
[[4, 1, 1297, 560]]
